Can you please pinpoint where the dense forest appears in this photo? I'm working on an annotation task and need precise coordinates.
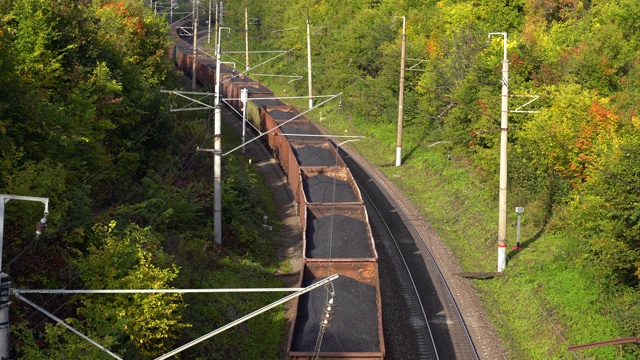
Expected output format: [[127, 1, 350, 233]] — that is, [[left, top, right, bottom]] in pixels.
[[2, 0, 640, 359], [0, 0, 288, 358]]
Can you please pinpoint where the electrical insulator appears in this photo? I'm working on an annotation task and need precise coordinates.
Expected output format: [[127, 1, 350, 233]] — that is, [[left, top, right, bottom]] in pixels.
[[36, 217, 47, 236], [320, 298, 335, 330]]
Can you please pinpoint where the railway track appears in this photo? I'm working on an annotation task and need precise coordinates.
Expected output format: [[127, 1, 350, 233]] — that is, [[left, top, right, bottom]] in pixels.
[[222, 99, 480, 358], [338, 148, 479, 360], [174, 25, 481, 356]]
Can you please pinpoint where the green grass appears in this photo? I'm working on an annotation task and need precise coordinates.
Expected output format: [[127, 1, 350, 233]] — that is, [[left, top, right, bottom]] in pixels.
[[479, 233, 622, 359]]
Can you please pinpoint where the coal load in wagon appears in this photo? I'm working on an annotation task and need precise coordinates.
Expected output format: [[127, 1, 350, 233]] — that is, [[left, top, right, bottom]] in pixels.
[[252, 98, 285, 108], [291, 275, 380, 352], [276, 123, 318, 141], [304, 174, 357, 203], [305, 214, 370, 258], [293, 144, 337, 166], [232, 74, 258, 84], [198, 57, 216, 68], [268, 109, 295, 120]]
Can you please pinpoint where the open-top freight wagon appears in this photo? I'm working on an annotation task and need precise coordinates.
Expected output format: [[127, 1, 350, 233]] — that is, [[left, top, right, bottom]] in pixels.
[[171, 27, 384, 359]]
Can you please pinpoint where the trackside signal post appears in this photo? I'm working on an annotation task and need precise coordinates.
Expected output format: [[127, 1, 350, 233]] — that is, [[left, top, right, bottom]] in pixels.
[[514, 207, 524, 250], [488, 32, 509, 272], [0, 194, 49, 358]]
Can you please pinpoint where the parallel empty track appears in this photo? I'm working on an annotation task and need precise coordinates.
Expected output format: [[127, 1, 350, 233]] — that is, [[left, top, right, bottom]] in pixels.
[[339, 148, 479, 360]]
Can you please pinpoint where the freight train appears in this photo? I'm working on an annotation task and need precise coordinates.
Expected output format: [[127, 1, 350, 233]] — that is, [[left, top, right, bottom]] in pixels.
[[170, 25, 384, 359]]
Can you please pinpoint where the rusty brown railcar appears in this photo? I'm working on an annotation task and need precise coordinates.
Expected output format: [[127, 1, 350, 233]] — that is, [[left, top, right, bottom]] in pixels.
[[171, 33, 384, 359], [287, 262, 385, 360]]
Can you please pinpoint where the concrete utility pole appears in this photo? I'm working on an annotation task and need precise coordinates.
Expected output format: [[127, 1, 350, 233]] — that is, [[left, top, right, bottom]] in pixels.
[[241, 88, 248, 153], [245, 4, 250, 71], [0, 194, 49, 358], [185, 26, 228, 245], [214, 1, 219, 55], [219, 1, 224, 25], [395, 16, 406, 167], [306, 9, 313, 109], [489, 32, 509, 272], [207, 0, 212, 44], [192, 0, 199, 90], [212, 26, 230, 245]]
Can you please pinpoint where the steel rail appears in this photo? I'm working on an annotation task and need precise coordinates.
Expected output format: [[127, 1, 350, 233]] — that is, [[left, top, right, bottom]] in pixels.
[[401, 194, 479, 360], [340, 147, 479, 360], [356, 178, 440, 359]]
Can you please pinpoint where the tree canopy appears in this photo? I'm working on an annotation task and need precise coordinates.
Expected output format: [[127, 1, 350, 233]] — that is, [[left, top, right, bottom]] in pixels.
[[1, 1, 286, 358]]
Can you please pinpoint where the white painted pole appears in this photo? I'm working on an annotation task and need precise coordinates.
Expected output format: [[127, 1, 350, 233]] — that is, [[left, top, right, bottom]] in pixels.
[[214, 27, 229, 245], [207, 0, 212, 44], [395, 16, 406, 167], [241, 88, 248, 153], [306, 12, 313, 109], [191, 0, 199, 90], [489, 32, 509, 272], [515, 207, 524, 249], [214, 1, 218, 56], [245, 5, 250, 71], [214, 105, 222, 245]]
